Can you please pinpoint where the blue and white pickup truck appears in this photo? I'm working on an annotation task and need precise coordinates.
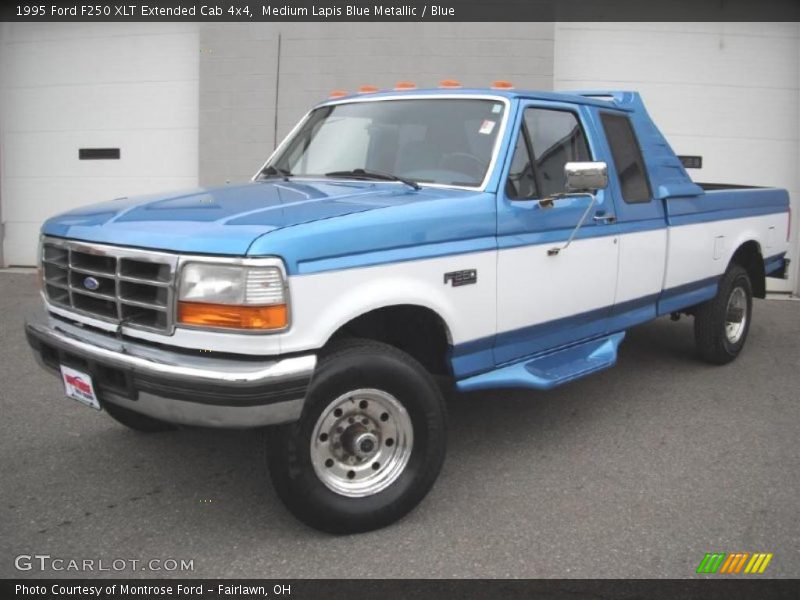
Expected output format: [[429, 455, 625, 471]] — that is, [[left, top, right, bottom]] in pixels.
[[26, 87, 791, 533]]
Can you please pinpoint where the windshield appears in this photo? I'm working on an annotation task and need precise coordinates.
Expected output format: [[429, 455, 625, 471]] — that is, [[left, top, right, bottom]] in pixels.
[[264, 98, 507, 188]]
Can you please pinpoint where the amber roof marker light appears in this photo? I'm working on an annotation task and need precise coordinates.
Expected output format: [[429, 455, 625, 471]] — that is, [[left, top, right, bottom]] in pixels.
[[357, 85, 380, 94], [328, 90, 348, 99], [394, 81, 417, 91], [438, 79, 462, 89], [491, 80, 515, 90]]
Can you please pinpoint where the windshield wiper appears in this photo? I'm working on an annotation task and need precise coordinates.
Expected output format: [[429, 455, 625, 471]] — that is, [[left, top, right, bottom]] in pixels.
[[259, 165, 292, 181], [324, 168, 421, 191]]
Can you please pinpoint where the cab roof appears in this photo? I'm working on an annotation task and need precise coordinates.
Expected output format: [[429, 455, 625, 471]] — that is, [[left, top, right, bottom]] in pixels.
[[319, 88, 639, 112]]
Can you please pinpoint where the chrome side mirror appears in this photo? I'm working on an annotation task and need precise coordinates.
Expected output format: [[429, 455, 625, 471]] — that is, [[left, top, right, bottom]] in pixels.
[[539, 161, 609, 256], [565, 161, 608, 191]]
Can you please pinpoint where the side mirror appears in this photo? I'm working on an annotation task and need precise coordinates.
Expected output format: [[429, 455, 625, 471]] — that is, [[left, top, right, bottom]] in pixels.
[[565, 161, 608, 191], [539, 162, 609, 256]]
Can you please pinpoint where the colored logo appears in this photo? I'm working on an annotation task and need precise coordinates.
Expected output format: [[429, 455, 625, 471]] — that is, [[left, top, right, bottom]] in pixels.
[[64, 374, 92, 395], [696, 552, 773, 574], [83, 276, 100, 291]]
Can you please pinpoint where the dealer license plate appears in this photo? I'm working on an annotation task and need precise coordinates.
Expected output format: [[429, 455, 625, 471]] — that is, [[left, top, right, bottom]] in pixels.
[[60, 365, 101, 410]]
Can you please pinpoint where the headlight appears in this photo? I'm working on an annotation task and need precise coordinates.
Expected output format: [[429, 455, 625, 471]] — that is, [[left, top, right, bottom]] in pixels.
[[177, 263, 288, 330]]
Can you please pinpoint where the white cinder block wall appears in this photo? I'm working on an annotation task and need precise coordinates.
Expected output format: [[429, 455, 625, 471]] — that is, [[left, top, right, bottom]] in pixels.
[[0, 23, 200, 266], [554, 22, 800, 294], [2, 21, 799, 296], [198, 23, 555, 186]]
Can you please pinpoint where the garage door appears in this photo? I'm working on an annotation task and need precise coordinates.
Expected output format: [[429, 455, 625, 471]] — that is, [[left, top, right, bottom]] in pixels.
[[0, 23, 199, 266], [554, 22, 800, 294]]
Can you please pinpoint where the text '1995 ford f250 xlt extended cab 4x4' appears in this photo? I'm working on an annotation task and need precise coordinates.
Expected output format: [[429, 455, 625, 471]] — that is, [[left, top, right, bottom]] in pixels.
[[26, 85, 791, 533]]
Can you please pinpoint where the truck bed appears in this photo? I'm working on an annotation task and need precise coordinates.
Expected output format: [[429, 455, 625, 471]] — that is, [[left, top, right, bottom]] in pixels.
[[697, 183, 764, 191], [665, 186, 789, 225]]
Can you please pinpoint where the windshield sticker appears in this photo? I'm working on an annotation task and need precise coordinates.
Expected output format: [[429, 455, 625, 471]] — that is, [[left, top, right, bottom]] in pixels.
[[479, 120, 496, 135], [491, 103, 503, 114]]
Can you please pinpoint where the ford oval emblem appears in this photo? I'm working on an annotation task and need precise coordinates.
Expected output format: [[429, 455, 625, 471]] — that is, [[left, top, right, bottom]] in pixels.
[[83, 276, 100, 291]]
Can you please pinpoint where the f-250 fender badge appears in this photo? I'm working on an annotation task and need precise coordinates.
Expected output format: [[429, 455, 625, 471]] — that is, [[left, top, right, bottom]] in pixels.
[[444, 270, 477, 287]]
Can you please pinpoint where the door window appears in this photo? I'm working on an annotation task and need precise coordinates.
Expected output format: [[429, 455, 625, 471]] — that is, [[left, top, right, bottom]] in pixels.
[[506, 108, 591, 199]]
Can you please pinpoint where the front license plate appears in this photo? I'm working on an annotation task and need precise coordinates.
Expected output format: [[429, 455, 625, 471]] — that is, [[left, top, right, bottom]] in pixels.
[[60, 365, 101, 410]]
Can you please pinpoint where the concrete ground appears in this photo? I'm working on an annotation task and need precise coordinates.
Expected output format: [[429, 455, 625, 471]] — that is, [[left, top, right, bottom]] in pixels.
[[1, 271, 798, 578]]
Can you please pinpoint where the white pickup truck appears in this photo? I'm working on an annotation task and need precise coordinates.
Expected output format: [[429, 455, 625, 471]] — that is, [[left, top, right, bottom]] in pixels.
[[26, 88, 791, 533]]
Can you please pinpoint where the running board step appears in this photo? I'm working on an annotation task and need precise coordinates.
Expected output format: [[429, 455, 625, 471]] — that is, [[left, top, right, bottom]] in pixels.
[[456, 332, 626, 392]]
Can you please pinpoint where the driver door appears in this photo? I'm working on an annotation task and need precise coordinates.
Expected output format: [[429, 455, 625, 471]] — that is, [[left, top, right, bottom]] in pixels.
[[494, 102, 620, 365]]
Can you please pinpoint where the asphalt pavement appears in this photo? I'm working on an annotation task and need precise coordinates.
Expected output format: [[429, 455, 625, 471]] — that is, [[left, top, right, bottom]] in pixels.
[[1, 272, 798, 578]]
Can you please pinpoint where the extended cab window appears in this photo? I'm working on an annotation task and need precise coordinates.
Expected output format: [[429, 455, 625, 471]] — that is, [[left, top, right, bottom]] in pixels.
[[600, 113, 652, 203], [506, 108, 591, 199]]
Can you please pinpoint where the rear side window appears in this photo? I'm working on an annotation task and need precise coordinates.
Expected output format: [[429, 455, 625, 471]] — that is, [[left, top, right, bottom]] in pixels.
[[600, 113, 651, 203]]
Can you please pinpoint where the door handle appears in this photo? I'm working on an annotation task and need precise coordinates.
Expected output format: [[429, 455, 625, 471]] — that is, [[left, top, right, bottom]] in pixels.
[[593, 212, 616, 224]]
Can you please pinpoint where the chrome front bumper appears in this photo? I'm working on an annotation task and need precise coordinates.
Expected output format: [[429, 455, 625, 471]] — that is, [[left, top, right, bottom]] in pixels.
[[25, 311, 316, 428]]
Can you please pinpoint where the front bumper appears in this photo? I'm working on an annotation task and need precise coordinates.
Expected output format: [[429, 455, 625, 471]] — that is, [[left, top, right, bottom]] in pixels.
[[25, 311, 316, 428]]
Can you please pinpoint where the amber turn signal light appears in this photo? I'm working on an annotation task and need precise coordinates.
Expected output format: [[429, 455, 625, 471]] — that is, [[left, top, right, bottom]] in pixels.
[[178, 302, 288, 330]]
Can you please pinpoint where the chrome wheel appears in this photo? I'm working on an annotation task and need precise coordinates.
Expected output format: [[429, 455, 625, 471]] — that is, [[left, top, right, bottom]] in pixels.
[[724, 286, 748, 344], [310, 388, 413, 498]]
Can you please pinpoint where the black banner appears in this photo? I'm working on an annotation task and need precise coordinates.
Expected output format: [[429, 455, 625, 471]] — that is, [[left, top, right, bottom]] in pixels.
[[2, 0, 799, 22], [4, 579, 800, 600]]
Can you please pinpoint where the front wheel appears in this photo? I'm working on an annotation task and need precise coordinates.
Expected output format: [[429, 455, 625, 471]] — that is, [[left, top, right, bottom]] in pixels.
[[267, 340, 447, 534], [694, 263, 753, 365]]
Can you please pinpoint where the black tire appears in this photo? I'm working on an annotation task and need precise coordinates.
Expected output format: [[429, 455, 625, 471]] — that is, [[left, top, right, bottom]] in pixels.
[[694, 263, 753, 365], [103, 400, 177, 433], [267, 339, 447, 534]]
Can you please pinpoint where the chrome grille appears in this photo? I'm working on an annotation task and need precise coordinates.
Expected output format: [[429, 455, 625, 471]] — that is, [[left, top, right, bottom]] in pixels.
[[40, 237, 178, 333]]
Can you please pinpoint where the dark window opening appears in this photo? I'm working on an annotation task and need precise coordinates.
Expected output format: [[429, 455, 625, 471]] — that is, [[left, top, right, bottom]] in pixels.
[[79, 148, 120, 160], [600, 113, 651, 203], [506, 108, 591, 199], [506, 127, 538, 199]]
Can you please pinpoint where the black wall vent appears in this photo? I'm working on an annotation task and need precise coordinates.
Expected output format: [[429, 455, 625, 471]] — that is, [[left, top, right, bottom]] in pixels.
[[79, 148, 120, 160], [678, 155, 702, 169]]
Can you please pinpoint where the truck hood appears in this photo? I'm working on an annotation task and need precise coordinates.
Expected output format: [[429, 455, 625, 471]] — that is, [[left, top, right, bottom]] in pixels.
[[41, 180, 458, 255]]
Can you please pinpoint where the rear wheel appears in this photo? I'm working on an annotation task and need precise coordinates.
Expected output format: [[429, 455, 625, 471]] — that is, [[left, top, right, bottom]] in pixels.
[[694, 263, 753, 365], [267, 339, 446, 534], [103, 400, 176, 433]]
